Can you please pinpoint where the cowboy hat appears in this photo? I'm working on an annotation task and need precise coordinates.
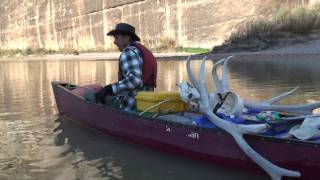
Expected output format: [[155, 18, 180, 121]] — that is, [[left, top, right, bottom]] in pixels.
[[107, 23, 141, 41]]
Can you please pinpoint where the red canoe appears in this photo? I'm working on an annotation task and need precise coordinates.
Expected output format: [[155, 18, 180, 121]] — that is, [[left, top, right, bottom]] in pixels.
[[52, 81, 320, 180]]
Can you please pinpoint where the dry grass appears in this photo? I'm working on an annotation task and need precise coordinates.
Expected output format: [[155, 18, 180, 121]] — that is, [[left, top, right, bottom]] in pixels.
[[155, 37, 176, 51], [227, 5, 320, 43]]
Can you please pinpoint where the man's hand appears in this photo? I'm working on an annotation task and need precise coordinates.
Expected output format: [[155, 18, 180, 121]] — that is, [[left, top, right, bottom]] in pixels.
[[95, 84, 113, 104]]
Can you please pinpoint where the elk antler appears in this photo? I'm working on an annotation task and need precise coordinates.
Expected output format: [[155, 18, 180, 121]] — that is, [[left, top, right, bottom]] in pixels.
[[187, 56, 300, 180]]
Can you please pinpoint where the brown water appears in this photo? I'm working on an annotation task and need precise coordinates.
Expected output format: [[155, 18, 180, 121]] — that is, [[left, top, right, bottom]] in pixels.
[[1, 58, 320, 180]]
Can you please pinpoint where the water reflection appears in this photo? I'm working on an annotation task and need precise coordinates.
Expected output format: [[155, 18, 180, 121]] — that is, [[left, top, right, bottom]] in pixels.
[[229, 58, 320, 103], [0, 57, 319, 179], [53, 116, 266, 180]]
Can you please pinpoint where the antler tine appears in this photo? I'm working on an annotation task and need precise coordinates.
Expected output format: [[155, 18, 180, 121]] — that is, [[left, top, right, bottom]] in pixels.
[[212, 57, 226, 92], [213, 57, 227, 67], [221, 56, 234, 92], [186, 56, 200, 92], [198, 56, 210, 108], [262, 86, 299, 105], [245, 101, 320, 115], [231, 132, 301, 180]]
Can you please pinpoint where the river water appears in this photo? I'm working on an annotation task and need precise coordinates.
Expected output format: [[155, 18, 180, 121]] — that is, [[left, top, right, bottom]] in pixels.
[[1, 57, 320, 180]]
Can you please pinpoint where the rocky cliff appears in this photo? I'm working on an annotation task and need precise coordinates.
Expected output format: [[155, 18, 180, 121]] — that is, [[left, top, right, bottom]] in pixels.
[[0, 0, 317, 50]]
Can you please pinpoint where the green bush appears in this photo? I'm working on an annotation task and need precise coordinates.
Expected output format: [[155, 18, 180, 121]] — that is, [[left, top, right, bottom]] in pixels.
[[25, 48, 33, 55]]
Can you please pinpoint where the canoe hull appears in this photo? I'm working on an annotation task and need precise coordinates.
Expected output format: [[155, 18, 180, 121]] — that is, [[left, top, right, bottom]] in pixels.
[[52, 82, 320, 179]]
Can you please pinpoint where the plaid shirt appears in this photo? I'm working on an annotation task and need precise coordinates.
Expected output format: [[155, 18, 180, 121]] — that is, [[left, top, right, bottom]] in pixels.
[[111, 45, 143, 111]]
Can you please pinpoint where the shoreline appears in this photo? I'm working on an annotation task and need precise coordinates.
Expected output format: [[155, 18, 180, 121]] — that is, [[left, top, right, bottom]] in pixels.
[[1, 39, 320, 62], [0, 52, 196, 62], [2, 52, 320, 63]]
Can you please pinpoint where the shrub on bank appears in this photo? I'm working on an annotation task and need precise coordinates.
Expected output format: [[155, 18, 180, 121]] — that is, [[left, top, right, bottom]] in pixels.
[[0, 48, 74, 57], [154, 37, 176, 51], [176, 47, 209, 54], [214, 4, 320, 52]]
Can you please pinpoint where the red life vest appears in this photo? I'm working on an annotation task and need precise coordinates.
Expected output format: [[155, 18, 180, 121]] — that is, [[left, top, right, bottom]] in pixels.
[[118, 42, 157, 88]]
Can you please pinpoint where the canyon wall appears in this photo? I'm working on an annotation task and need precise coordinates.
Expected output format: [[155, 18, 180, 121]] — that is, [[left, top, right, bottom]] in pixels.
[[0, 0, 317, 50]]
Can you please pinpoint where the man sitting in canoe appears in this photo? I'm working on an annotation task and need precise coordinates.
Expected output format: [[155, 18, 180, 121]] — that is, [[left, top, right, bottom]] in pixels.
[[95, 23, 157, 111]]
